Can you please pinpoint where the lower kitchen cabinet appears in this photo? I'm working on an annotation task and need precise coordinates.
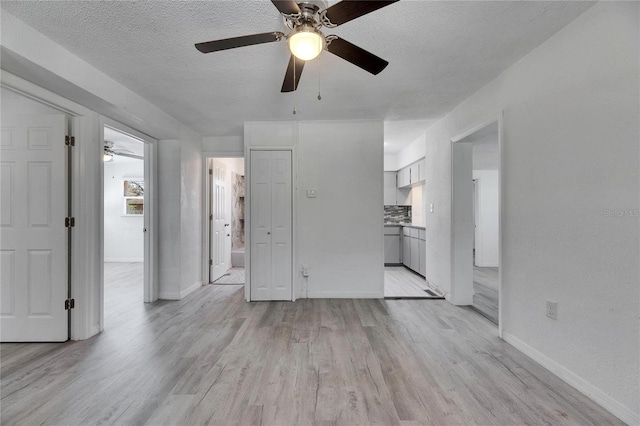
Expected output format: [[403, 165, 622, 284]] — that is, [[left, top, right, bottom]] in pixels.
[[400, 226, 426, 277], [402, 228, 411, 268], [419, 238, 426, 276], [384, 226, 401, 265], [410, 236, 419, 270]]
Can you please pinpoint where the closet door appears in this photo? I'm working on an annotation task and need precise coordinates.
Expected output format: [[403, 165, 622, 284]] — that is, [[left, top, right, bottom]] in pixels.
[[250, 150, 292, 301]]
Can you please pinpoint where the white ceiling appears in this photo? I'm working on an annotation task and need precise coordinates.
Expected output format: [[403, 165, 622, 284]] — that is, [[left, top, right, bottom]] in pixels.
[[2, 0, 593, 152]]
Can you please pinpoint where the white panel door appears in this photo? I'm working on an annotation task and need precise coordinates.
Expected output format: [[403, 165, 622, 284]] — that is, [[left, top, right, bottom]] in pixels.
[[1, 115, 67, 342], [250, 150, 292, 301], [209, 160, 229, 282]]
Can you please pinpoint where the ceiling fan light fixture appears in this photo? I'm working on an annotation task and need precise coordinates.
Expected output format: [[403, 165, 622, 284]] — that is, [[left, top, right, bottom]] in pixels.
[[288, 26, 324, 61]]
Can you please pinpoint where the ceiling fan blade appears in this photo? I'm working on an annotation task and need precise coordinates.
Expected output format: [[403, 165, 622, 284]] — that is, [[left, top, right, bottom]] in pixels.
[[326, 36, 389, 75], [195, 32, 284, 54], [281, 55, 306, 92], [321, 0, 399, 27], [271, 0, 301, 15]]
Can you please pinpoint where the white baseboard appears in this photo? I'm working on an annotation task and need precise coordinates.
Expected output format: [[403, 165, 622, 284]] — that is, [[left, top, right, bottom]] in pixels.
[[104, 258, 143, 263], [306, 291, 383, 298], [503, 332, 639, 425], [158, 290, 181, 300], [180, 281, 202, 298], [159, 281, 202, 300]]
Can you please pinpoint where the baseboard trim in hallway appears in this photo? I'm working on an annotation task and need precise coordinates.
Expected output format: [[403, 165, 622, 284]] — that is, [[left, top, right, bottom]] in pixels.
[[503, 332, 638, 425]]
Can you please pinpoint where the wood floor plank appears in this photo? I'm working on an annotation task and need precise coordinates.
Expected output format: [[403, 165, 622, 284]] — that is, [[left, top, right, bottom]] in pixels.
[[0, 262, 624, 426]]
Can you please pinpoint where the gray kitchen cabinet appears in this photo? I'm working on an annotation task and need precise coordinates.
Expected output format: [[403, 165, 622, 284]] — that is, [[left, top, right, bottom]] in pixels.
[[397, 158, 427, 189], [384, 226, 401, 265], [410, 232, 420, 268], [400, 226, 427, 277], [402, 228, 411, 268], [385, 171, 412, 205], [384, 172, 398, 205], [419, 233, 426, 276], [418, 159, 426, 182]]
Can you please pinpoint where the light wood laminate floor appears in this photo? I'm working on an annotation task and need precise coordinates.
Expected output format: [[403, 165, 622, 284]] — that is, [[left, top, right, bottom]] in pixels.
[[473, 266, 499, 324], [0, 263, 622, 425], [384, 266, 443, 298]]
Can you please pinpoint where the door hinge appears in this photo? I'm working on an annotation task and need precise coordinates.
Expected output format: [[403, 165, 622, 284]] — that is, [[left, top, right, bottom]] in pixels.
[[65, 217, 75, 227], [209, 214, 213, 220], [65, 135, 75, 146], [64, 298, 75, 310], [209, 259, 213, 266], [209, 169, 213, 175]]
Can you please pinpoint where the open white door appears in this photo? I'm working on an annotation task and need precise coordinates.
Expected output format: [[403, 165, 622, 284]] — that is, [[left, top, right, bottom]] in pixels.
[[1, 115, 68, 342], [209, 160, 229, 282]]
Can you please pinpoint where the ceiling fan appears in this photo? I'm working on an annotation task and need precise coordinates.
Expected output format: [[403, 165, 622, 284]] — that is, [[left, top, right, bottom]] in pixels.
[[103, 141, 134, 162], [195, 0, 399, 92]]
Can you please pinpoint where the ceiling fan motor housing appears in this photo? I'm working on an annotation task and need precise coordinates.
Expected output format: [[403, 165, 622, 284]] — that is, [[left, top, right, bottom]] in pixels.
[[283, 1, 327, 31]]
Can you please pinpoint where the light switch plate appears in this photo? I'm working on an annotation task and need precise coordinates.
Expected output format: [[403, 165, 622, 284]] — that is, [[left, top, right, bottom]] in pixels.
[[306, 189, 317, 198]]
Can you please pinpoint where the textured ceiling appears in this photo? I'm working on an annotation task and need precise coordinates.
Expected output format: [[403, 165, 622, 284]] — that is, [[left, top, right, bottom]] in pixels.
[[2, 1, 593, 145]]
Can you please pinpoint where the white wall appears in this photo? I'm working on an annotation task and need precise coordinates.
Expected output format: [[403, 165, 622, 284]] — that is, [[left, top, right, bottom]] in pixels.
[[244, 120, 384, 298], [179, 135, 202, 296], [1, 13, 205, 331], [397, 133, 427, 170], [473, 170, 499, 267], [103, 157, 144, 262], [420, 3, 638, 422], [383, 154, 398, 171], [157, 140, 181, 298]]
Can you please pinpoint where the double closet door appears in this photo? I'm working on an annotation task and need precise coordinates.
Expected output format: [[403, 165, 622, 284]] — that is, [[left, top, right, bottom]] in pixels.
[[250, 150, 292, 301]]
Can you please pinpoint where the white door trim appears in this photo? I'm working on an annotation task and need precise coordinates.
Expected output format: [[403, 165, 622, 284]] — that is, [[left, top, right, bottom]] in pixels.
[[450, 112, 504, 338], [201, 152, 244, 287], [244, 146, 297, 302], [100, 117, 158, 314], [1, 70, 98, 340]]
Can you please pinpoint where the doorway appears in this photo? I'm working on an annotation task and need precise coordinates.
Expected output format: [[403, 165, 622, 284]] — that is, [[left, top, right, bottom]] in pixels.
[[206, 157, 245, 286], [101, 121, 157, 330], [451, 117, 502, 328]]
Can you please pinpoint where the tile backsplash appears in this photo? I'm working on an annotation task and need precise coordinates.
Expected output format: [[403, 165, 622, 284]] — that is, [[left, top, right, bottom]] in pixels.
[[384, 205, 412, 223]]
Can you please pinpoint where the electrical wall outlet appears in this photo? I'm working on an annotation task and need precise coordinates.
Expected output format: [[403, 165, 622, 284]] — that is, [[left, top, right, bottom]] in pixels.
[[301, 267, 309, 277], [546, 301, 558, 320]]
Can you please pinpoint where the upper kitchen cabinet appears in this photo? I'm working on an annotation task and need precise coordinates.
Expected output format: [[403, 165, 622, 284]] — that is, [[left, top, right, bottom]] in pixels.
[[384, 171, 411, 205], [418, 159, 426, 182], [397, 158, 426, 188]]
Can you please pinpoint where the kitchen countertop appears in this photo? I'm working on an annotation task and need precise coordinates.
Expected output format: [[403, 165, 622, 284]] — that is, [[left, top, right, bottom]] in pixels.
[[384, 223, 426, 230]]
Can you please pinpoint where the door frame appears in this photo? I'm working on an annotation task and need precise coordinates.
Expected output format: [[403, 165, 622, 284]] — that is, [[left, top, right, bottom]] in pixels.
[[100, 117, 158, 309], [244, 146, 297, 302], [201, 152, 244, 286], [1, 70, 99, 340], [450, 112, 504, 337]]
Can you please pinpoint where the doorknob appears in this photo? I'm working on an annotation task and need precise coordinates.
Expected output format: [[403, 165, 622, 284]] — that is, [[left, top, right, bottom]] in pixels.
[[267, 232, 271, 235]]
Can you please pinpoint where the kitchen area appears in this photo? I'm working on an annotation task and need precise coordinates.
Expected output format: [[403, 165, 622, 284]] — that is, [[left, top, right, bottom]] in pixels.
[[383, 158, 442, 298]]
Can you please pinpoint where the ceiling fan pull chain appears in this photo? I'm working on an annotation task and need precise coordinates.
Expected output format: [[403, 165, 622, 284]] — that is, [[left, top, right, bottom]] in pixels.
[[317, 55, 322, 101]]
